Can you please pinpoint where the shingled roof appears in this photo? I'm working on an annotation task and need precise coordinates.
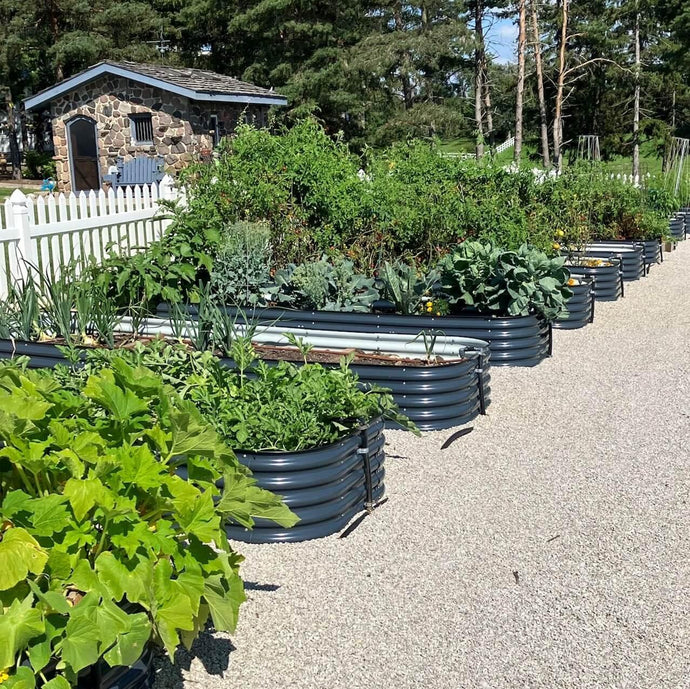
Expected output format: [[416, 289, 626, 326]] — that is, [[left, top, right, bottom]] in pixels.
[[24, 60, 287, 111]]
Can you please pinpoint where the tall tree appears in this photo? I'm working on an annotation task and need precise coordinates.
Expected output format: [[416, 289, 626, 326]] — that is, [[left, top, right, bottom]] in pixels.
[[514, 0, 526, 161], [530, 0, 550, 166], [553, 0, 568, 171]]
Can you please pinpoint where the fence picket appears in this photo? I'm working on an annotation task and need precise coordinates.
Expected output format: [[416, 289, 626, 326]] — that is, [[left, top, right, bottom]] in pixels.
[[0, 175, 177, 298]]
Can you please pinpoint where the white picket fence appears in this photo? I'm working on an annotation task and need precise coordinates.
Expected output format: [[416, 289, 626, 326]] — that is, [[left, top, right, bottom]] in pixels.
[[0, 175, 177, 298]]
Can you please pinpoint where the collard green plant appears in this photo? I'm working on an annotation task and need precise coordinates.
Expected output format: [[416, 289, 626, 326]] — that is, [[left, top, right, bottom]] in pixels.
[[440, 242, 573, 321], [0, 358, 297, 688], [272, 257, 379, 312], [211, 221, 272, 307], [377, 261, 440, 315]]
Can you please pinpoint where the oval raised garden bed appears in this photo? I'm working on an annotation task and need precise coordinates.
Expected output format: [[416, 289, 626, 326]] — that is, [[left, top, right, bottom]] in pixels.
[[165, 305, 551, 368], [579, 245, 644, 281], [589, 238, 661, 268], [225, 419, 386, 543], [553, 278, 594, 330], [237, 346, 492, 432], [566, 258, 623, 302], [669, 216, 685, 240]]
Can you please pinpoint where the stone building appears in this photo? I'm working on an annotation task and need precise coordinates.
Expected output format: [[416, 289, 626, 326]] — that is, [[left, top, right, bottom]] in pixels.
[[23, 61, 287, 192]]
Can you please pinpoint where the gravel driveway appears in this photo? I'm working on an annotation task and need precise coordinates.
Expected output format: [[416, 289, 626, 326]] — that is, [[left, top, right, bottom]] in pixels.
[[156, 244, 690, 689]]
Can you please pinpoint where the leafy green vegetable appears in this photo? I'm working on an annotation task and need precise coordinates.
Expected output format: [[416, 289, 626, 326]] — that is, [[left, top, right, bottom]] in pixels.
[[0, 359, 297, 686], [440, 242, 573, 321]]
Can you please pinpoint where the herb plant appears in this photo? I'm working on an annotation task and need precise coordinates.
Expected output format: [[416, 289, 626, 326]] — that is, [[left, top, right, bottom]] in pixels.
[[75, 341, 417, 450]]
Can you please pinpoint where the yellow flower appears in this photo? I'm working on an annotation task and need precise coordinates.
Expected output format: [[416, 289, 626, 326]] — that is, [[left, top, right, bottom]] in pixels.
[[556, 229, 565, 238], [0, 670, 10, 684], [426, 301, 433, 307], [552, 242, 561, 251], [436, 312, 441, 316], [426, 306, 433, 312]]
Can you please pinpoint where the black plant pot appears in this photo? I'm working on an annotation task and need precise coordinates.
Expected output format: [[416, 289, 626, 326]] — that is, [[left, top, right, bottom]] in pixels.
[[553, 278, 595, 330], [566, 259, 623, 302], [589, 238, 661, 268], [580, 245, 645, 281], [163, 305, 552, 368], [222, 419, 386, 543]]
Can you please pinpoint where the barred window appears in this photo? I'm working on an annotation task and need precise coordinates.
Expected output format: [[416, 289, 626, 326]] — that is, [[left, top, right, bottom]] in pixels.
[[130, 114, 154, 145]]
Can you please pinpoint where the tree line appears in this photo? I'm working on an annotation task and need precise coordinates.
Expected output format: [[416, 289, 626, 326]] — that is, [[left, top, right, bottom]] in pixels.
[[0, 0, 689, 173]]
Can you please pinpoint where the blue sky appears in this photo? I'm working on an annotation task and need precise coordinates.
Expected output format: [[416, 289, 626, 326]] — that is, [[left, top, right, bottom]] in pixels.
[[487, 16, 518, 64]]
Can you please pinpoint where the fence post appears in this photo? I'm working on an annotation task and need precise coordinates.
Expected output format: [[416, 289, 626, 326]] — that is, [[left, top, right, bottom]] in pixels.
[[10, 189, 38, 282], [159, 174, 176, 202]]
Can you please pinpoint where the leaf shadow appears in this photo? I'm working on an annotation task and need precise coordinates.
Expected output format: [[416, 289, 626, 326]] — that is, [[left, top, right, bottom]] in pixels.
[[153, 630, 235, 688]]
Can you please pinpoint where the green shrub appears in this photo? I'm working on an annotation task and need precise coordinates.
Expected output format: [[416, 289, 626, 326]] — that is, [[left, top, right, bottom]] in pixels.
[[74, 341, 416, 450], [376, 260, 440, 315], [440, 242, 573, 320], [24, 150, 56, 179]]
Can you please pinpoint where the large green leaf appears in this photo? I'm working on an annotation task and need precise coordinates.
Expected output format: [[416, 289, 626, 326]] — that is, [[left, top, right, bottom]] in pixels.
[[59, 596, 101, 673], [28, 495, 71, 537], [83, 370, 149, 422], [203, 574, 245, 633], [174, 492, 221, 543], [4, 666, 36, 689], [63, 477, 112, 521], [0, 528, 48, 590], [0, 594, 45, 668]]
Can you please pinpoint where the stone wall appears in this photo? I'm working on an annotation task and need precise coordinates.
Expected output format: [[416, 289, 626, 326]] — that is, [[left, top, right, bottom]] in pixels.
[[50, 75, 268, 191]]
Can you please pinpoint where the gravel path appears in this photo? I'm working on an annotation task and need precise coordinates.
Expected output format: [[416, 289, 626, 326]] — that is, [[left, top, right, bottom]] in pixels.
[[156, 244, 690, 689]]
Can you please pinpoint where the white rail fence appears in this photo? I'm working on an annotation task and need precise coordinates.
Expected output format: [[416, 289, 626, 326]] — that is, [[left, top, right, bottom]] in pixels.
[[0, 175, 177, 298]]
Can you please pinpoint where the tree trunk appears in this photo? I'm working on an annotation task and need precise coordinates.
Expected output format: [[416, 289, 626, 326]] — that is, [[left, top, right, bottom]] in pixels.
[[394, 4, 414, 109], [632, 1, 641, 180], [553, 0, 568, 173], [530, 0, 550, 167], [514, 0, 527, 162], [482, 52, 494, 150], [5, 93, 22, 180], [474, 0, 485, 159], [47, 0, 64, 81]]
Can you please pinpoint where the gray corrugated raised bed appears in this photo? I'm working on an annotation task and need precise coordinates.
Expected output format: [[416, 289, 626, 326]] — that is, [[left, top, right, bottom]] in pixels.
[[566, 258, 623, 302], [553, 278, 594, 330], [589, 239, 661, 267], [224, 419, 385, 543], [578, 245, 644, 281], [182, 306, 551, 368], [669, 217, 685, 240], [350, 357, 490, 431], [0, 339, 74, 367]]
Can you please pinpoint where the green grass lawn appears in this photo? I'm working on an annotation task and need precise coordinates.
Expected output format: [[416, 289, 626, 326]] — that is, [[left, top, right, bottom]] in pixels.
[[0, 185, 43, 202]]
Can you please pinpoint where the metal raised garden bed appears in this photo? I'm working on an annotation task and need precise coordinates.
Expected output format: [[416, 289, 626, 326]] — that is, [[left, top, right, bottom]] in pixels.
[[566, 258, 623, 302], [223, 419, 386, 543], [589, 238, 661, 268], [553, 278, 595, 330], [579, 244, 644, 281], [168, 306, 551, 368]]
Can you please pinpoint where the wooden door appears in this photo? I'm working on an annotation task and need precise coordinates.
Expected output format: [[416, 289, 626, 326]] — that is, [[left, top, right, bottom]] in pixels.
[[68, 117, 100, 190]]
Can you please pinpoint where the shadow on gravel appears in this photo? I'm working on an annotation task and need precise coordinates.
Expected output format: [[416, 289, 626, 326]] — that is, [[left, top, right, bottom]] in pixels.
[[243, 580, 281, 592], [153, 631, 235, 688]]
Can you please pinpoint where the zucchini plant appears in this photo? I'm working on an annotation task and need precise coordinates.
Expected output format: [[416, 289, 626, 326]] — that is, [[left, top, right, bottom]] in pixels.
[[0, 358, 297, 687]]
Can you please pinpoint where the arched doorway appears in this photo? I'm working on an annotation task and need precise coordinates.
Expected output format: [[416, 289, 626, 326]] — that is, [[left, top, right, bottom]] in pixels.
[[67, 117, 100, 190]]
